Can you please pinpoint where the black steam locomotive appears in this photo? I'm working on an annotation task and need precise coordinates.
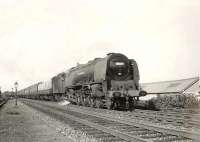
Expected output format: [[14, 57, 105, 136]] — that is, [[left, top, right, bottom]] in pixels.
[[19, 53, 146, 110]]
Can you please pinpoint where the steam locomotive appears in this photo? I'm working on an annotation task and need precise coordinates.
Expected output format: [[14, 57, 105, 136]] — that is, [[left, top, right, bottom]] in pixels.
[[18, 53, 146, 110]]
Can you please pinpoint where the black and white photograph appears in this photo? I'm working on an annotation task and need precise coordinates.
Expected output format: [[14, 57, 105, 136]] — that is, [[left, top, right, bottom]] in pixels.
[[0, 0, 200, 142]]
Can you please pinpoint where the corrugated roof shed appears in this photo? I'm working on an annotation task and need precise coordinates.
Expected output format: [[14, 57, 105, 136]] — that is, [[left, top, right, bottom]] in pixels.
[[184, 79, 200, 95], [141, 77, 199, 94]]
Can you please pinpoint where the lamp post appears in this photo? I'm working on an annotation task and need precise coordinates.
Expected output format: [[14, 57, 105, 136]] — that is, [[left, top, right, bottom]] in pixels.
[[0, 86, 1, 97], [14, 82, 18, 106], [10, 88, 14, 98]]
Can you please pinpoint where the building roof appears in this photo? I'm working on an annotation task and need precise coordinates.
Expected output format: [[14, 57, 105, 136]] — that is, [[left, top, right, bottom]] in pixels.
[[184, 80, 200, 95], [141, 77, 199, 94]]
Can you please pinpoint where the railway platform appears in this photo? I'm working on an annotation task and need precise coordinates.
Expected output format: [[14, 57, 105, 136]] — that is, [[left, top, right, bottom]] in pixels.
[[0, 100, 73, 142]]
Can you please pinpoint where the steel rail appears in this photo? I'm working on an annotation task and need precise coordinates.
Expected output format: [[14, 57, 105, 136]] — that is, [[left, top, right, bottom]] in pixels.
[[28, 99, 198, 140], [23, 100, 151, 142], [135, 109, 200, 119], [0, 100, 7, 108], [67, 105, 200, 140], [23, 99, 195, 141], [124, 111, 200, 127]]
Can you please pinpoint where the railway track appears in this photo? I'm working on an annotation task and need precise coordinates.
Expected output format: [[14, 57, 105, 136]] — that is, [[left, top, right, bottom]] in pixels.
[[68, 104, 200, 130], [58, 104, 200, 140], [22, 99, 198, 142], [135, 108, 200, 120], [0, 99, 7, 108], [132, 109, 200, 129]]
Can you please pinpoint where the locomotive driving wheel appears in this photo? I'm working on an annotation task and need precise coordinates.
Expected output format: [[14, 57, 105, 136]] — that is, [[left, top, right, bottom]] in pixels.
[[77, 96, 82, 105], [128, 96, 135, 111], [90, 98, 95, 107], [83, 96, 91, 107], [95, 98, 103, 108]]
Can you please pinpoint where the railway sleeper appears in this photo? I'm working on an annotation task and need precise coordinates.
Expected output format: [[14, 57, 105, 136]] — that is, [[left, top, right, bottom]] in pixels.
[[97, 137, 124, 142], [140, 133, 166, 139], [152, 135, 183, 142], [127, 130, 154, 135], [120, 128, 146, 133], [154, 136, 192, 142], [85, 131, 109, 136], [79, 127, 96, 131]]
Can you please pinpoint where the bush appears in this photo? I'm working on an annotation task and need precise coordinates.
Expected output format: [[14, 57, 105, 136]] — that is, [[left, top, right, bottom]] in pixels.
[[183, 94, 200, 108], [151, 94, 200, 110]]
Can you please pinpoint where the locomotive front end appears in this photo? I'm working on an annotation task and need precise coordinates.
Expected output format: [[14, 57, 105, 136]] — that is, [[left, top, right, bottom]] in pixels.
[[106, 53, 146, 110], [107, 53, 139, 97]]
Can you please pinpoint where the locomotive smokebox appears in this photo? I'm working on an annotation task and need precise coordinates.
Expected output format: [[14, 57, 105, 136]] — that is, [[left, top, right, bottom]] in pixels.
[[113, 92, 121, 97], [139, 90, 147, 96]]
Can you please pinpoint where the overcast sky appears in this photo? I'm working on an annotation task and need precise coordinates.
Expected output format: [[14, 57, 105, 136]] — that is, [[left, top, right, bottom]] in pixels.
[[0, 0, 200, 91]]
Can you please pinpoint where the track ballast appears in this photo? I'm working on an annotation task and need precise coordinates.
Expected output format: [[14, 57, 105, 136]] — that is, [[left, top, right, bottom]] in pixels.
[[22, 99, 198, 142]]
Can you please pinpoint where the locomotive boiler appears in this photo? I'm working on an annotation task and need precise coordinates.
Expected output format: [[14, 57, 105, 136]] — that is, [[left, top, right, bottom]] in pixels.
[[62, 53, 146, 110]]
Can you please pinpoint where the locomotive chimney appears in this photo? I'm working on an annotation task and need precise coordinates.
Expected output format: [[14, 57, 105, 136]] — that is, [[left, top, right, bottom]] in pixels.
[[107, 53, 115, 55]]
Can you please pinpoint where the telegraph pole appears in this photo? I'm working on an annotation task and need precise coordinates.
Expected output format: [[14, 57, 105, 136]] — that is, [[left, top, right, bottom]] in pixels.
[[14, 82, 18, 106], [0, 86, 1, 97]]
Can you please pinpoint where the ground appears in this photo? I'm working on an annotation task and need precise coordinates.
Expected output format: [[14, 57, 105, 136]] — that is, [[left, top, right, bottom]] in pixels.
[[0, 100, 74, 142]]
